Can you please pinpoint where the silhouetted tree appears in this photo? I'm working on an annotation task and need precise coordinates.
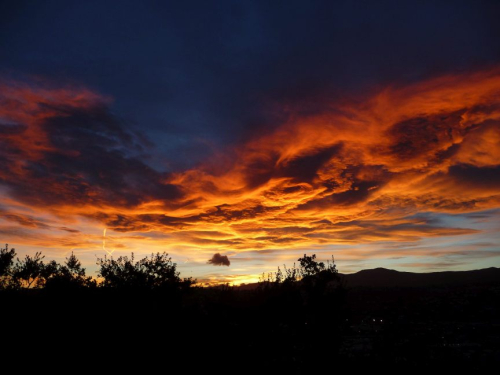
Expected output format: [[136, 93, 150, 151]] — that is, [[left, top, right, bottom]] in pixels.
[[0, 244, 16, 289], [298, 254, 339, 289], [45, 252, 96, 290], [259, 253, 339, 287], [97, 252, 195, 289], [11, 252, 57, 288]]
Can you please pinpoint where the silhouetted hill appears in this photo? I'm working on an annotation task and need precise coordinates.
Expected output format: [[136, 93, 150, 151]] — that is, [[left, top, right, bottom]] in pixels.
[[341, 267, 500, 288], [237, 267, 500, 290]]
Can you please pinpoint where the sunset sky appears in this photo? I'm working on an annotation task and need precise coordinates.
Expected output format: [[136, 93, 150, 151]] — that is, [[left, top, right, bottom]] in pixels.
[[1, 1, 500, 284]]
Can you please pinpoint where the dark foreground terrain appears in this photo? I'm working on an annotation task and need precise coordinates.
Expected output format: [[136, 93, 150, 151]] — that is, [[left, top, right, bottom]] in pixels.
[[339, 268, 500, 367], [1, 267, 500, 370]]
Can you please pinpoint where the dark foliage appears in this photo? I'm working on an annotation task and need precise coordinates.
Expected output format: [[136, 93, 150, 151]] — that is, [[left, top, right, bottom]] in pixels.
[[45, 252, 96, 290], [10, 251, 57, 289], [97, 252, 195, 290], [0, 244, 16, 289], [259, 253, 340, 289], [1, 246, 95, 289]]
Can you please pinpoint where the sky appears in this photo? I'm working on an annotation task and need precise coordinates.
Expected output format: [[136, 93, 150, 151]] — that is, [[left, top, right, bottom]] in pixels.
[[1, 0, 500, 284]]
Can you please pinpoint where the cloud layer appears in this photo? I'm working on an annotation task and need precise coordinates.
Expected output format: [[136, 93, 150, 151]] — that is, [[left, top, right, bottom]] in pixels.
[[1, 69, 500, 280]]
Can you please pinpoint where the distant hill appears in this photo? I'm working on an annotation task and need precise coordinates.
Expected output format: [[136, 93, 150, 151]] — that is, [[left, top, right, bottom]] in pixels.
[[236, 267, 500, 289], [340, 267, 500, 288]]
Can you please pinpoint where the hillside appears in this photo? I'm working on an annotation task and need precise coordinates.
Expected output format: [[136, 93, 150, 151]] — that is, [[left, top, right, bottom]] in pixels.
[[237, 267, 500, 289], [341, 267, 500, 288]]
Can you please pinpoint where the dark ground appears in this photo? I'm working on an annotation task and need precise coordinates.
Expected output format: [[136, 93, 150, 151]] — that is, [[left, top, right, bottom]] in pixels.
[[1, 268, 499, 371]]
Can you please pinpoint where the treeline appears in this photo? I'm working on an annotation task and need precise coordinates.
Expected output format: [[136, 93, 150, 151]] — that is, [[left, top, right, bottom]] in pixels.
[[0, 244, 195, 290], [1, 244, 342, 292]]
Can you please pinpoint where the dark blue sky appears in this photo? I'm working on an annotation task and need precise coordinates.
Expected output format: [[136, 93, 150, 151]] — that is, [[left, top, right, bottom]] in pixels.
[[1, 0, 499, 170]]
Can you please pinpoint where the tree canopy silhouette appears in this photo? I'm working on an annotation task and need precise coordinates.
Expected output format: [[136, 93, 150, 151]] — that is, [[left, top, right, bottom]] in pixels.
[[1, 246, 196, 290], [0, 244, 16, 289], [11, 251, 57, 288], [97, 252, 195, 289], [260, 253, 339, 286], [45, 252, 96, 290], [0, 245, 95, 289]]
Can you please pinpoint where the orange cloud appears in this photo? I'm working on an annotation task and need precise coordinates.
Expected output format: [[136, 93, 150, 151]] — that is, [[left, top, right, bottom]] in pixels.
[[1, 69, 500, 281], [162, 69, 500, 249]]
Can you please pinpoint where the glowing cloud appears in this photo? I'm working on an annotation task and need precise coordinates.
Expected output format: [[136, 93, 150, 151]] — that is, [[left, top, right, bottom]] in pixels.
[[1, 68, 500, 282]]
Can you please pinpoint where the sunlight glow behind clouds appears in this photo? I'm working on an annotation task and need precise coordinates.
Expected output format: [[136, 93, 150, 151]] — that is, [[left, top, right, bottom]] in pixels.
[[1, 69, 500, 283]]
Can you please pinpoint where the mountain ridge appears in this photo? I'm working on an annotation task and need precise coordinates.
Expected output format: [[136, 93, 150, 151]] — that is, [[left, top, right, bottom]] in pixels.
[[340, 266, 500, 287], [236, 266, 500, 289]]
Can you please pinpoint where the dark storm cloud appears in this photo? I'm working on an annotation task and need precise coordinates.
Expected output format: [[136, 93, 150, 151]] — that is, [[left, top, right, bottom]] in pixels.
[[208, 253, 231, 266]]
